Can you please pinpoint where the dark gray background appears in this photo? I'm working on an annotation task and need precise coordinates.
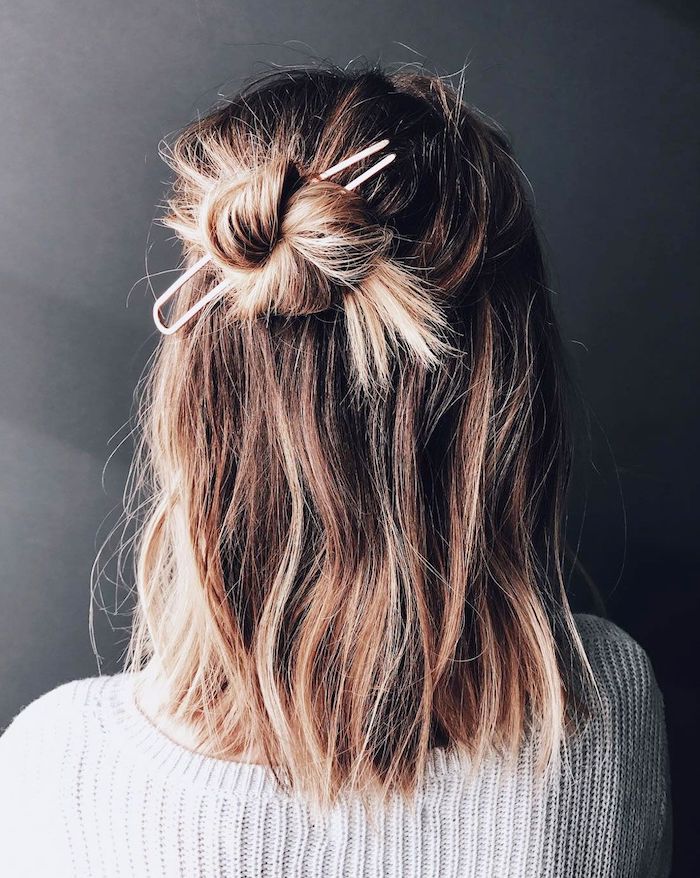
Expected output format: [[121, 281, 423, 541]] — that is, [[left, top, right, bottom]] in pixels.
[[1, 0, 697, 869]]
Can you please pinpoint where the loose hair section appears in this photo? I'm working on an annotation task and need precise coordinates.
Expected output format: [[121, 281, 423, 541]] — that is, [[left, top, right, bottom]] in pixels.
[[123, 63, 599, 806]]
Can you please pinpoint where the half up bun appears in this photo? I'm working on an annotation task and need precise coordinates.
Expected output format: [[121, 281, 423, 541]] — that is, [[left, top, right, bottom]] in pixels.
[[160, 89, 458, 393], [195, 155, 397, 322]]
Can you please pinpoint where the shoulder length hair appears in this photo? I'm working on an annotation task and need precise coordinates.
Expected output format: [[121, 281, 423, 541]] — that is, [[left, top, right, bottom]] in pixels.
[[115, 62, 598, 805]]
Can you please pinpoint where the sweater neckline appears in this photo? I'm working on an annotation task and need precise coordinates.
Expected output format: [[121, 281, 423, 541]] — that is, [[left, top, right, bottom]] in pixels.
[[105, 671, 290, 799], [104, 670, 467, 801]]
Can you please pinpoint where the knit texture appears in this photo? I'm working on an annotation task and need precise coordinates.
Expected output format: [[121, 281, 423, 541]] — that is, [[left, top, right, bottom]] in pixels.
[[0, 613, 672, 877]]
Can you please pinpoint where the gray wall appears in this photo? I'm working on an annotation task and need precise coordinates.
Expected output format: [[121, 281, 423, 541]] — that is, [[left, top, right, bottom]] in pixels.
[[1, 0, 697, 866]]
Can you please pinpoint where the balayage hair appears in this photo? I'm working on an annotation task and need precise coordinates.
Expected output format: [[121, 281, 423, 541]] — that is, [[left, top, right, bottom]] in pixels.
[[119, 62, 600, 806]]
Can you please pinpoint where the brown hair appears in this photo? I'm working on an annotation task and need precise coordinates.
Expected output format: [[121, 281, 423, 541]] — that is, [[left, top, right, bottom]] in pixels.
[[115, 62, 599, 805]]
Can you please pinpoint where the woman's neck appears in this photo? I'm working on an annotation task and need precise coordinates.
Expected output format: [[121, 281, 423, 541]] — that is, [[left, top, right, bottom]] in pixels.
[[132, 661, 270, 766]]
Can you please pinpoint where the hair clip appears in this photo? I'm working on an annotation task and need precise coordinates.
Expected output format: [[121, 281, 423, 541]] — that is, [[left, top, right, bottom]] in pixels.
[[152, 139, 396, 335]]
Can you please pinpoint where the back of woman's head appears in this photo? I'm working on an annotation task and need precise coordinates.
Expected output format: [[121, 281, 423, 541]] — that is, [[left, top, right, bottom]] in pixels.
[[125, 62, 597, 805]]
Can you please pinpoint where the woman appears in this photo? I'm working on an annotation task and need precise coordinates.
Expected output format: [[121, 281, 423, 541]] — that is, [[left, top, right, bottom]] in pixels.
[[0, 62, 671, 877]]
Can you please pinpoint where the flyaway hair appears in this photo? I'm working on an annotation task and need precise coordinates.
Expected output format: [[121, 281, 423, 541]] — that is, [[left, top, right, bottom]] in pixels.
[[114, 62, 600, 807]]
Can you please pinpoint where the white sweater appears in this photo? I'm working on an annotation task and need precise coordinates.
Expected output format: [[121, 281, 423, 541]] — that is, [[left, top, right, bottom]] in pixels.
[[0, 613, 671, 877]]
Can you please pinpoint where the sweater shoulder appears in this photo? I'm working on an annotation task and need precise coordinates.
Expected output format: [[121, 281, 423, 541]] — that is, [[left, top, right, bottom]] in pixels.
[[0, 674, 113, 760], [572, 611, 644, 649], [571, 612, 664, 703], [0, 677, 113, 873], [568, 613, 672, 874]]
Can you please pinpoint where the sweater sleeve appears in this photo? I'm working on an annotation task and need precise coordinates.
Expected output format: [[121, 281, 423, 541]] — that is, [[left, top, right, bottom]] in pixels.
[[638, 644, 673, 877], [573, 614, 673, 878], [0, 682, 78, 876]]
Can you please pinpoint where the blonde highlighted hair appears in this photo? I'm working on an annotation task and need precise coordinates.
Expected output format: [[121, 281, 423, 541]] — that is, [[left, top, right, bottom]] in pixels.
[[115, 62, 599, 805]]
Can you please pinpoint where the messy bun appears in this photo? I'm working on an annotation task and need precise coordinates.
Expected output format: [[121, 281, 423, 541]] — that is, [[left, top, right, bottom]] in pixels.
[[162, 131, 456, 390], [196, 154, 396, 320]]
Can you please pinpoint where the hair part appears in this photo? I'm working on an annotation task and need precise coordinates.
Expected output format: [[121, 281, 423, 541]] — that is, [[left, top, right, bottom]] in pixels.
[[119, 60, 600, 807]]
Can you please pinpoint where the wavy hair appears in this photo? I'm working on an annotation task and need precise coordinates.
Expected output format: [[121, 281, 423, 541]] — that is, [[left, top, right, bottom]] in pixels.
[[117, 62, 599, 805]]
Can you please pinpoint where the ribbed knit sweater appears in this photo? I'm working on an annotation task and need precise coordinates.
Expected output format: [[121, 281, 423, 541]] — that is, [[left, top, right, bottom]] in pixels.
[[0, 613, 672, 877]]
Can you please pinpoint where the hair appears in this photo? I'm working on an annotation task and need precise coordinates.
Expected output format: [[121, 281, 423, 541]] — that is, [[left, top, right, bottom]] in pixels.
[[117, 61, 600, 807]]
